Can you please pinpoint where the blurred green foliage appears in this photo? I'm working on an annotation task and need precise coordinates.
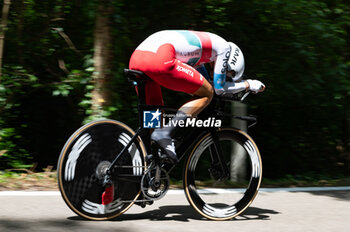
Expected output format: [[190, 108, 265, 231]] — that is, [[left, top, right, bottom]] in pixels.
[[0, 0, 349, 178]]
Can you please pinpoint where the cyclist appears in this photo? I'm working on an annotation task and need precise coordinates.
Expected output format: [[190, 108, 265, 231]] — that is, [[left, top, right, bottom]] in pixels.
[[129, 30, 265, 164]]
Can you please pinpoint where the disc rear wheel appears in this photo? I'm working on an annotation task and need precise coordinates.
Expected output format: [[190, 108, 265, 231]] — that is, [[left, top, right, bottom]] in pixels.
[[57, 120, 147, 220]]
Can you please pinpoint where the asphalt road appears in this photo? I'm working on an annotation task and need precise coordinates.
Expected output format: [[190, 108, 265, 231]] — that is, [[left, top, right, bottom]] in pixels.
[[0, 188, 349, 232]]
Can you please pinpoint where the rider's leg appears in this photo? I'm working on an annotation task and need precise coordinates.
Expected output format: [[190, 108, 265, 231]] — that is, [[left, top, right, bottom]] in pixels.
[[151, 79, 213, 163]]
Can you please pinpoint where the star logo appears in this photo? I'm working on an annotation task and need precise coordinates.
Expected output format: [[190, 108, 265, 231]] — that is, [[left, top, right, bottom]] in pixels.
[[143, 109, 161, 128], [150, 109, 162, 122]]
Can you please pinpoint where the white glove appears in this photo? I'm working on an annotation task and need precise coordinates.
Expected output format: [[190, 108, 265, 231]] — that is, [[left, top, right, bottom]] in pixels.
[[246, 79, 265, 93]]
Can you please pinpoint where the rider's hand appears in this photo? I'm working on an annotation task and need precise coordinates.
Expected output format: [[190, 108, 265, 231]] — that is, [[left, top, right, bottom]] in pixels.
[[246, 79, 265, 93]]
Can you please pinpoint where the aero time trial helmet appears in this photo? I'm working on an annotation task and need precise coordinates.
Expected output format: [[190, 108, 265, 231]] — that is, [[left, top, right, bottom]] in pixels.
[[227, 42, 245, 81]]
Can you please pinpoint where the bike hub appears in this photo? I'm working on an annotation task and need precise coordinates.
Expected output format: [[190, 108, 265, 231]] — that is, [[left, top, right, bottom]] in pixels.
[[95, 161, 112, 180]]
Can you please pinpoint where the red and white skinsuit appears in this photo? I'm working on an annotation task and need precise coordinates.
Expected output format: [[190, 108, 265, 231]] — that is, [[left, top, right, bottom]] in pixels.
[[129, 30, 246, 105]]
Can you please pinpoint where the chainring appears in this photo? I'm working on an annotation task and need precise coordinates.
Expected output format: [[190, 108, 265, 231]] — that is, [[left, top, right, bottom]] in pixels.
[[140, 166, 169, 200]]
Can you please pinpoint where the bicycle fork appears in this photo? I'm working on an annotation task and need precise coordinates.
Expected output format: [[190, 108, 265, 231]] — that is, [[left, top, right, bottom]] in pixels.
[[208, 129, 230, 180]]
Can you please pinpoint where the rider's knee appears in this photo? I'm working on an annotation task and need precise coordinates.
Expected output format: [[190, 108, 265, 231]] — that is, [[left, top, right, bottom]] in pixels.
[[194, 81, 214, 107]]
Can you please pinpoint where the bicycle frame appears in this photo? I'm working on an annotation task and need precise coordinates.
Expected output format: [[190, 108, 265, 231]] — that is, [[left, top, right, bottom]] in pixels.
[[106, 69, 257, 180]]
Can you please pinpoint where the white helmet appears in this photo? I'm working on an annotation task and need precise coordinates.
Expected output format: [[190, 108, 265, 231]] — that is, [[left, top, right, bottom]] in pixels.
[[227, 42, 245, 81]]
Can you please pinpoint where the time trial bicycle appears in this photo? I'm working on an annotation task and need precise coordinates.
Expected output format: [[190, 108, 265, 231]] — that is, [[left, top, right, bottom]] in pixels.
[[57, 69, 262, 221]]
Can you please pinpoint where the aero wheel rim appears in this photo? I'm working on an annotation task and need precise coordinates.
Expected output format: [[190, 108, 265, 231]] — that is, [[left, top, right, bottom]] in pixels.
[[184, 129, 262, 220]]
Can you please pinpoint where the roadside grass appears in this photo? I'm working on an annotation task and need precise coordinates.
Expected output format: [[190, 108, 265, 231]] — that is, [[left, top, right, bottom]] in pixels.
[[0, 168, 57, 191], [262, 176, 350, 188], [0, 170, 349, 191]]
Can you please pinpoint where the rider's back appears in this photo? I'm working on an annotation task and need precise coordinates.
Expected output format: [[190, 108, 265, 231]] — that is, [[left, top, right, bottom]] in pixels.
[[136, 30, 229, 67]]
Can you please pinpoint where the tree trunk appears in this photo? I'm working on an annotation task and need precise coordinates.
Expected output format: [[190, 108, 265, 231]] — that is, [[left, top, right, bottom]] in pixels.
[[16, 0, 24, 65], [0, 0, 11, 80], [91, 0, 113, 115]]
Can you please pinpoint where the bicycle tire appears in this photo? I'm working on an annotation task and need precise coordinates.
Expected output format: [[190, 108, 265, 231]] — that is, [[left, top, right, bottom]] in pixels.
[[57, 119, 147, 220], [183, 128, 262, 220]]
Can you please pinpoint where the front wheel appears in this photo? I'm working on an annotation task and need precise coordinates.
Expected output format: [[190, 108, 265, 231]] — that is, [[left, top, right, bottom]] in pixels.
[[183, 128, 262, 220]]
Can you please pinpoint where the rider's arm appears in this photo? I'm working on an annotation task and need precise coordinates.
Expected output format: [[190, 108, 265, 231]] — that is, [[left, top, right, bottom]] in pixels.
[[219, 80, 249, 94], [212, 46, 249, 95], [209, 33, 263, 95], [209, 34, 247, 95]]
